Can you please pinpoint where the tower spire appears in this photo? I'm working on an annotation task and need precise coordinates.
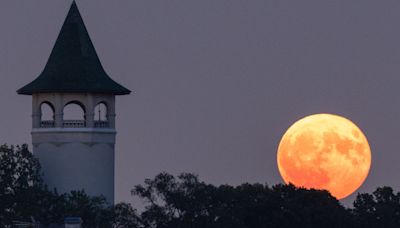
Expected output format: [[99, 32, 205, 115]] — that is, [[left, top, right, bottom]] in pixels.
[[17, 1, 130, 95]]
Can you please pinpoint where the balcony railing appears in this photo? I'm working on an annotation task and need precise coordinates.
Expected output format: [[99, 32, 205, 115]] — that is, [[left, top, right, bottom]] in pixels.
[[63, 120, 86, 128], [94, 121, 109, 128], [40, 120, 55, 128], [38, 120, 110, 128]]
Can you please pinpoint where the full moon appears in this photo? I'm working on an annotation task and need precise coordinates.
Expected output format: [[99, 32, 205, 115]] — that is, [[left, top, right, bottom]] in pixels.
[[277, 114, 371, 199]]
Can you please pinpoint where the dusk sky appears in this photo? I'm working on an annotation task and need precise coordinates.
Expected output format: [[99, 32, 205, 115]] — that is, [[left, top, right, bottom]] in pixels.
[[1, 0, 399, 205]]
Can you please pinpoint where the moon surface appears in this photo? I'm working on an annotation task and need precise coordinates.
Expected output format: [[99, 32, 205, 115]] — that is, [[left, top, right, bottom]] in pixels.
[[277, 114, 371, 199]]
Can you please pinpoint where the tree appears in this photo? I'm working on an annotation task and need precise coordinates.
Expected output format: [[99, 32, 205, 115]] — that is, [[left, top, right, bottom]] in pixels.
[[0, 144, 114, 227], [270, 184, 352, 228], [353, 186, 400, 228], [0, 144, 43, 225], [5, 144, 400, 228], [132, 173, 352, 228], [112, 202, 142, 228], [63, 190, 113, 228]]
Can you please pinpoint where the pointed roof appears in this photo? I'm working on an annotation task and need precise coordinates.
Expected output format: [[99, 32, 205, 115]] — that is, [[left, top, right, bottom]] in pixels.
[[17, 1, 130, 95]]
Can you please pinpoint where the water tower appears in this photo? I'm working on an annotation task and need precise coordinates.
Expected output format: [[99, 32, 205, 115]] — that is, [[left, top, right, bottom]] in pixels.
[[17, 1, 130, 203]]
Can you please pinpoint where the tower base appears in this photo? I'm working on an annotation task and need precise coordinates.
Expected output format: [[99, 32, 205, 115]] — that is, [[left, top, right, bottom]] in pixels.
[[32, 128, 116, 204]]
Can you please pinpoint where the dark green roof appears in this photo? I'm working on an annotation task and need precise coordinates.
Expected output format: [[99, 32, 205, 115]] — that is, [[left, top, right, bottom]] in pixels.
[[17, 1, 130, 95]]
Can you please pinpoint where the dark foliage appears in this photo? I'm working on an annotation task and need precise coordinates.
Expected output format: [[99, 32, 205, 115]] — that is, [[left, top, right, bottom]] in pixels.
[[132, 173, 352, 228], [0, 144, 119, 227], [112, 202, 141, 228], [2, 144, 400, 228], [352, 186, 400, 228], [0, 144, 43, 225]]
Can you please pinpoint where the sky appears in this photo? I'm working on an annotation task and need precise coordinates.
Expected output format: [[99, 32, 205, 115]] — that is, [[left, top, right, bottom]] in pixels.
[[1, 0, 400, 206]]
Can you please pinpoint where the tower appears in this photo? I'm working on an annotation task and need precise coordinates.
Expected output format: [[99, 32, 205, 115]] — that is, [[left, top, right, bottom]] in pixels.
[[17, 2, 130, 203]]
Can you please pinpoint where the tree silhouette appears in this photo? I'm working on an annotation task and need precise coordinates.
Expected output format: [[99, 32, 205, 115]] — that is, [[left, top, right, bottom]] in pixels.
[[3, 144, 400, 228], [0, 144, 42, 225], [353, 186, 400, 228], [132, 173, 352, 228], [0, 144, 115, 227]]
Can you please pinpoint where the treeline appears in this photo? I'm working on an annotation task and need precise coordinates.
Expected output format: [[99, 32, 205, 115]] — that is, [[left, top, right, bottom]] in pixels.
[[0, 144, 399, 228]]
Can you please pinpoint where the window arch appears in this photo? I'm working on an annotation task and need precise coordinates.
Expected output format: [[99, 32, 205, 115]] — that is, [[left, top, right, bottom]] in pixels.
[[40, 102, 55, 128], [63, 101, 86, 127], [94, 102, 107, 121], [94, 102, 108, 128]]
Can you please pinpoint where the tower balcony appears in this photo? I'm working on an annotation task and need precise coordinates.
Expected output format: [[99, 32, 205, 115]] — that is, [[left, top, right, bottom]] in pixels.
[[32, 93, 116, 130]]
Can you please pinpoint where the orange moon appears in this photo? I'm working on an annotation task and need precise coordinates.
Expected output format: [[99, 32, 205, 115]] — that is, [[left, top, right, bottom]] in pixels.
[[277, 114, 371, 199]]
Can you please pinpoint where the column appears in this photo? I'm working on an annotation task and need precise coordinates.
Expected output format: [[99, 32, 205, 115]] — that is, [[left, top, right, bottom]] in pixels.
[[85, 94, 95, 128], [54, 93, 63, 128], [32, 94, 40, 128], [107, 96, 116, 129]]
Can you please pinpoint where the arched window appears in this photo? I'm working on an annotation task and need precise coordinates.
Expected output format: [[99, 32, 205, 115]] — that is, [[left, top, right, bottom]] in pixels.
[[40, 102, 55, 128], [94, 102, 107, 121], [63, 101, 85, 127], [94, 102, 108, 128]]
